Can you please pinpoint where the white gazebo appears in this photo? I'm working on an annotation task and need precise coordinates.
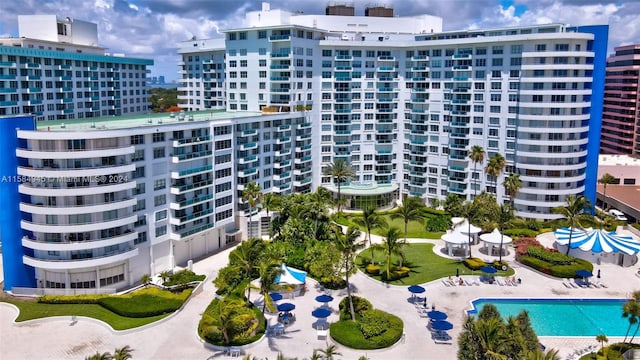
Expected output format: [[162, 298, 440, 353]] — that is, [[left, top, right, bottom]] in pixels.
[[441, 230, 471, 257], [453, 218, 482, 244], [480, 228, 513, 256]]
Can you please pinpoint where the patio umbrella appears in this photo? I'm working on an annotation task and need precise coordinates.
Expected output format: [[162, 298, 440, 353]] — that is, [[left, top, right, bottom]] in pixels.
[[480, 266, 497, 274], [427, 310, 448, 321], [277, 303, 296, 312], [269, 292, 283, 302], [315, 294, 334, 303], [576, 269, 593, 278], [408, 285, 426, 294], [431, 320, 454, 331], [311, 308, 332, 319]]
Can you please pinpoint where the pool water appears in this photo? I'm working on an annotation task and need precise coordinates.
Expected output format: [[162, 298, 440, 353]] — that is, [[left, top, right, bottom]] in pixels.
[[468, 298, 628, 336]]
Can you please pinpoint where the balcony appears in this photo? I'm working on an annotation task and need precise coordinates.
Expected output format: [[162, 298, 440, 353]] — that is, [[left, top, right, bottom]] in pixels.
[[377, 56, 395, 61], [171, 165, 213, 179], [171, 150, 213, 163], [377, 66, 395, 72], [171, 179, 214, 194], [269, 35, 291, 41], [238, 168, 258, 177], [172, 135, 212, 146], [171, 208, 214, 226], [172, 222, 215, 240], [271, 52, 291, 58], [22, 231, 137, 252], [335, 55, 353, 60], [21, 214, 137, 234], [23, 247, 139, 270], [171, 193, 214, 210]]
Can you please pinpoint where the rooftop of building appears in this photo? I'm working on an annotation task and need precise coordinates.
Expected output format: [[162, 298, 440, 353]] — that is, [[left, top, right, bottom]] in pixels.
[[598, 154, 640, 167], [34, 110, 264, 132]]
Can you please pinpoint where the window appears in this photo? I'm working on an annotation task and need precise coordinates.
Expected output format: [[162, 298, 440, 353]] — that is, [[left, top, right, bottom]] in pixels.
[[154, 194, 166, 206], [153, 147, 165, 159], [155, 210, 167, 221], [492, 46, 503, 55], [492, 58, 503, 67], [258, 30, 267, 39], [131, 135, 144, 144], [152, 133, 165, 143], [154, 179, 166, 190]]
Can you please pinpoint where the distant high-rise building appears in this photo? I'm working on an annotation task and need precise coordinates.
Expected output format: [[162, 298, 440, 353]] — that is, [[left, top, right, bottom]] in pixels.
[[0, 15, 153, 121], [601, 45, 640, 155], [159, 76, 165, 84], [177, 38, 226, 111]]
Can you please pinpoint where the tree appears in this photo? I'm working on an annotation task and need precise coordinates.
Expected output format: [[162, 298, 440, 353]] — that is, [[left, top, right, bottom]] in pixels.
[[460, 200, 480, 258], [230, 238, 265, 304], [469, 145, 486, 198], [254, 260, 284, 314], [551, 195, 593, 255], [598, 173, 616, 210], [485, 153, 506, 194], [159, 270, 171, 285], [85, 352, 112, 360], [376, 226, 405, 280], [333, 225, 364, 321], [140, 274, 151, 287], [353, 205, 387, 265], [323, 159, 355, 213], [503, 173, 522, 204], [443, 193, 464, 216], [304, 188, 332, 239], [262, 192, 281, 218], [113, 346, 134, 360], [148, 87, 178, 112], [317, 343, 342, 360], [596, 333, 608, 353], [524, 349, 560, 360], [390, 196, 424, 244], [493, 203, 515, 263], [626, 291, 640, 343], [242, 181, 263, 239]]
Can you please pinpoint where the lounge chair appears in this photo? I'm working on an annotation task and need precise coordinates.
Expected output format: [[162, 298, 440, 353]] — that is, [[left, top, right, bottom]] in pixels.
[[562, 279, 572, 289], [598, 281, 608, 288], [496, 278, 505, 286], [473, 278, 480, 286], [464, 278, 473, 286], [565, 278, 578, 288], [442, 279, 451, 287]]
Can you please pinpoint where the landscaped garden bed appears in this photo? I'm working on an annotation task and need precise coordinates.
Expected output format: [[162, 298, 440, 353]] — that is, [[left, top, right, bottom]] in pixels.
[[330, 296, 403, 350], [2, 287, 192, 330], [514, 237, 593, 278], [198, 296, 266, 346]]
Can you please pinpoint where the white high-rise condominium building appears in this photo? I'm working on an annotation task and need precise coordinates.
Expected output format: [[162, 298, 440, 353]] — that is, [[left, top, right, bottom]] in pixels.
[[179, 2, 606, 219], [177, 38, 226, 111], [0, 15, 153, 121]]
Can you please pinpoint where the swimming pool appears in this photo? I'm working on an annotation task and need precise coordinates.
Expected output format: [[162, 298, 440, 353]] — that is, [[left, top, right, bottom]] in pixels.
[[468, 298, 628, 337]]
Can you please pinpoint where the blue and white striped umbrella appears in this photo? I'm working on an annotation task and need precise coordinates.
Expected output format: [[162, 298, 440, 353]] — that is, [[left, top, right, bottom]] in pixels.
[[555, 227, 640, 255]]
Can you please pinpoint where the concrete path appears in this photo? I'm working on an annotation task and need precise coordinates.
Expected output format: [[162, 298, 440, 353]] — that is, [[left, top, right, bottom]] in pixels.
[[1, 231, 639, 360]]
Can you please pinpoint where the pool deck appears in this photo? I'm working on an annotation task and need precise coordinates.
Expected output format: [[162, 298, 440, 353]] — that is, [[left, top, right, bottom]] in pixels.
[[1, 229, 639, 360]]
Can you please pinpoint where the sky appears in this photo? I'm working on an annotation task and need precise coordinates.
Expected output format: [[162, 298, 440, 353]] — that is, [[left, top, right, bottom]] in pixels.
[[1, 0, 639, 82]]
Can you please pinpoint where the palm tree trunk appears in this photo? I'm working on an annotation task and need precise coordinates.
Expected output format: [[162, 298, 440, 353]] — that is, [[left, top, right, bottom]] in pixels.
[[603, 184, 608, 210], [346, 259, 356, 321], [337, 182, 342, 213], [368, 229, 374, 264], [473, 163, 478, 198], [630, 322, 640, 343], [624, 324, 633, 343], [498, 233, 504, 263], [566, 227, 573, 256], [468, 222, 473, 258], [248, 208, 253, 240]]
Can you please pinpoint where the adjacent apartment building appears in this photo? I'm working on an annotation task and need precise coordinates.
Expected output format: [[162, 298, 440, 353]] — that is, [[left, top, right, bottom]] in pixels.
[[180, 3, 607, 219], [0, 15, 153, 121], [600, 44, 640, 155], [0, 3, 608, 294]]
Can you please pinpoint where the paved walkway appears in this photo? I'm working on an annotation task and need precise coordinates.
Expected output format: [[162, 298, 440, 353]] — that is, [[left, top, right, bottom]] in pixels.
[[1, 231, 639, 360]]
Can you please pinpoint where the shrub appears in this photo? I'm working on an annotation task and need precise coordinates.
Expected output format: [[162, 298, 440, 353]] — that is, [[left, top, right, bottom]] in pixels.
[[198, 297, 266, 346], [519, 256, 593, 278], [365, 264, 381, 275], [463, 257, 486, 270], [163, 270, 205, 287], [526, 247, 573, 265], [425, 214, 451, 232], [339, 296, 372, 321], [98, 288, 191, 318], [359, 309, 390, 339], [330, 310, 403, 349], [503, 228, 538, 238], [38, 294, 102, 304], [492, 260, 509, 271], [632, 223, 640, 231], [319, 276, 346, 290], [380, 267, 410, 281]]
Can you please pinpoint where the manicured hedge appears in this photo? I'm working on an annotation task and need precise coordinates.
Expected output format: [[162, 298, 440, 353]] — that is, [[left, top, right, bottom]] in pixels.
[[198, 297, 266, 346], [163, 270, 205, 287], [318, 276, 347, 290], [330, 310, 403, 349], [37, 287, 192, 318], [503, 228, 538, 238], [526, 247, 574, 265], [380, 266, 410, 281], [463, 257, 485, 270], [338, 296, 372, 321], [98, 288, 191, 318], [519, 256, 593, 278], [365, 264, 381, 275], [632, 223, 640, 231]]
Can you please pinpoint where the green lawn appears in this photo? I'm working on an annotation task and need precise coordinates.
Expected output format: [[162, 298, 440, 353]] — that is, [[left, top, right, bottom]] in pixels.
[[336, 213, 444, 239], [1, 300, 169, 330], [357, 243, 515, 285]]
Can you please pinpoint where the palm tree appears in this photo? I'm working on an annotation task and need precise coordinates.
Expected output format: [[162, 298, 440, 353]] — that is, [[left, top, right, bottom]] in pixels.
[[469, 145, 486, 197], [317, 343, 342, 360], [377, 226, 405, 280], [485, 153, 506, 195], [230, 238, 265, 304], [113, 346, 133, 360], [140, 274, 151, 287], [475, 317, 508, 358], [525, 349, 561, 360], [596, 333, 608, 353], [262, 192, 281, 218], [460, 200, 479, 259], [323, 159, 355, 213], [503, 173, 522, 204], [494, 203, 515, 263], [598, 173, 616, 210], [623, 296, 640, 343], [158, 270, 171, 285], [551, 195, 593, 255], [353, 205, 387, 265], [390, 196, 424, 244], [628, 291, 640, 342], [85, 352, 112, 360], [242, 181, 263, 239], [333, 225, 364, 321], [254, 261, 284, 313], [305, 188, 332, 239]]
